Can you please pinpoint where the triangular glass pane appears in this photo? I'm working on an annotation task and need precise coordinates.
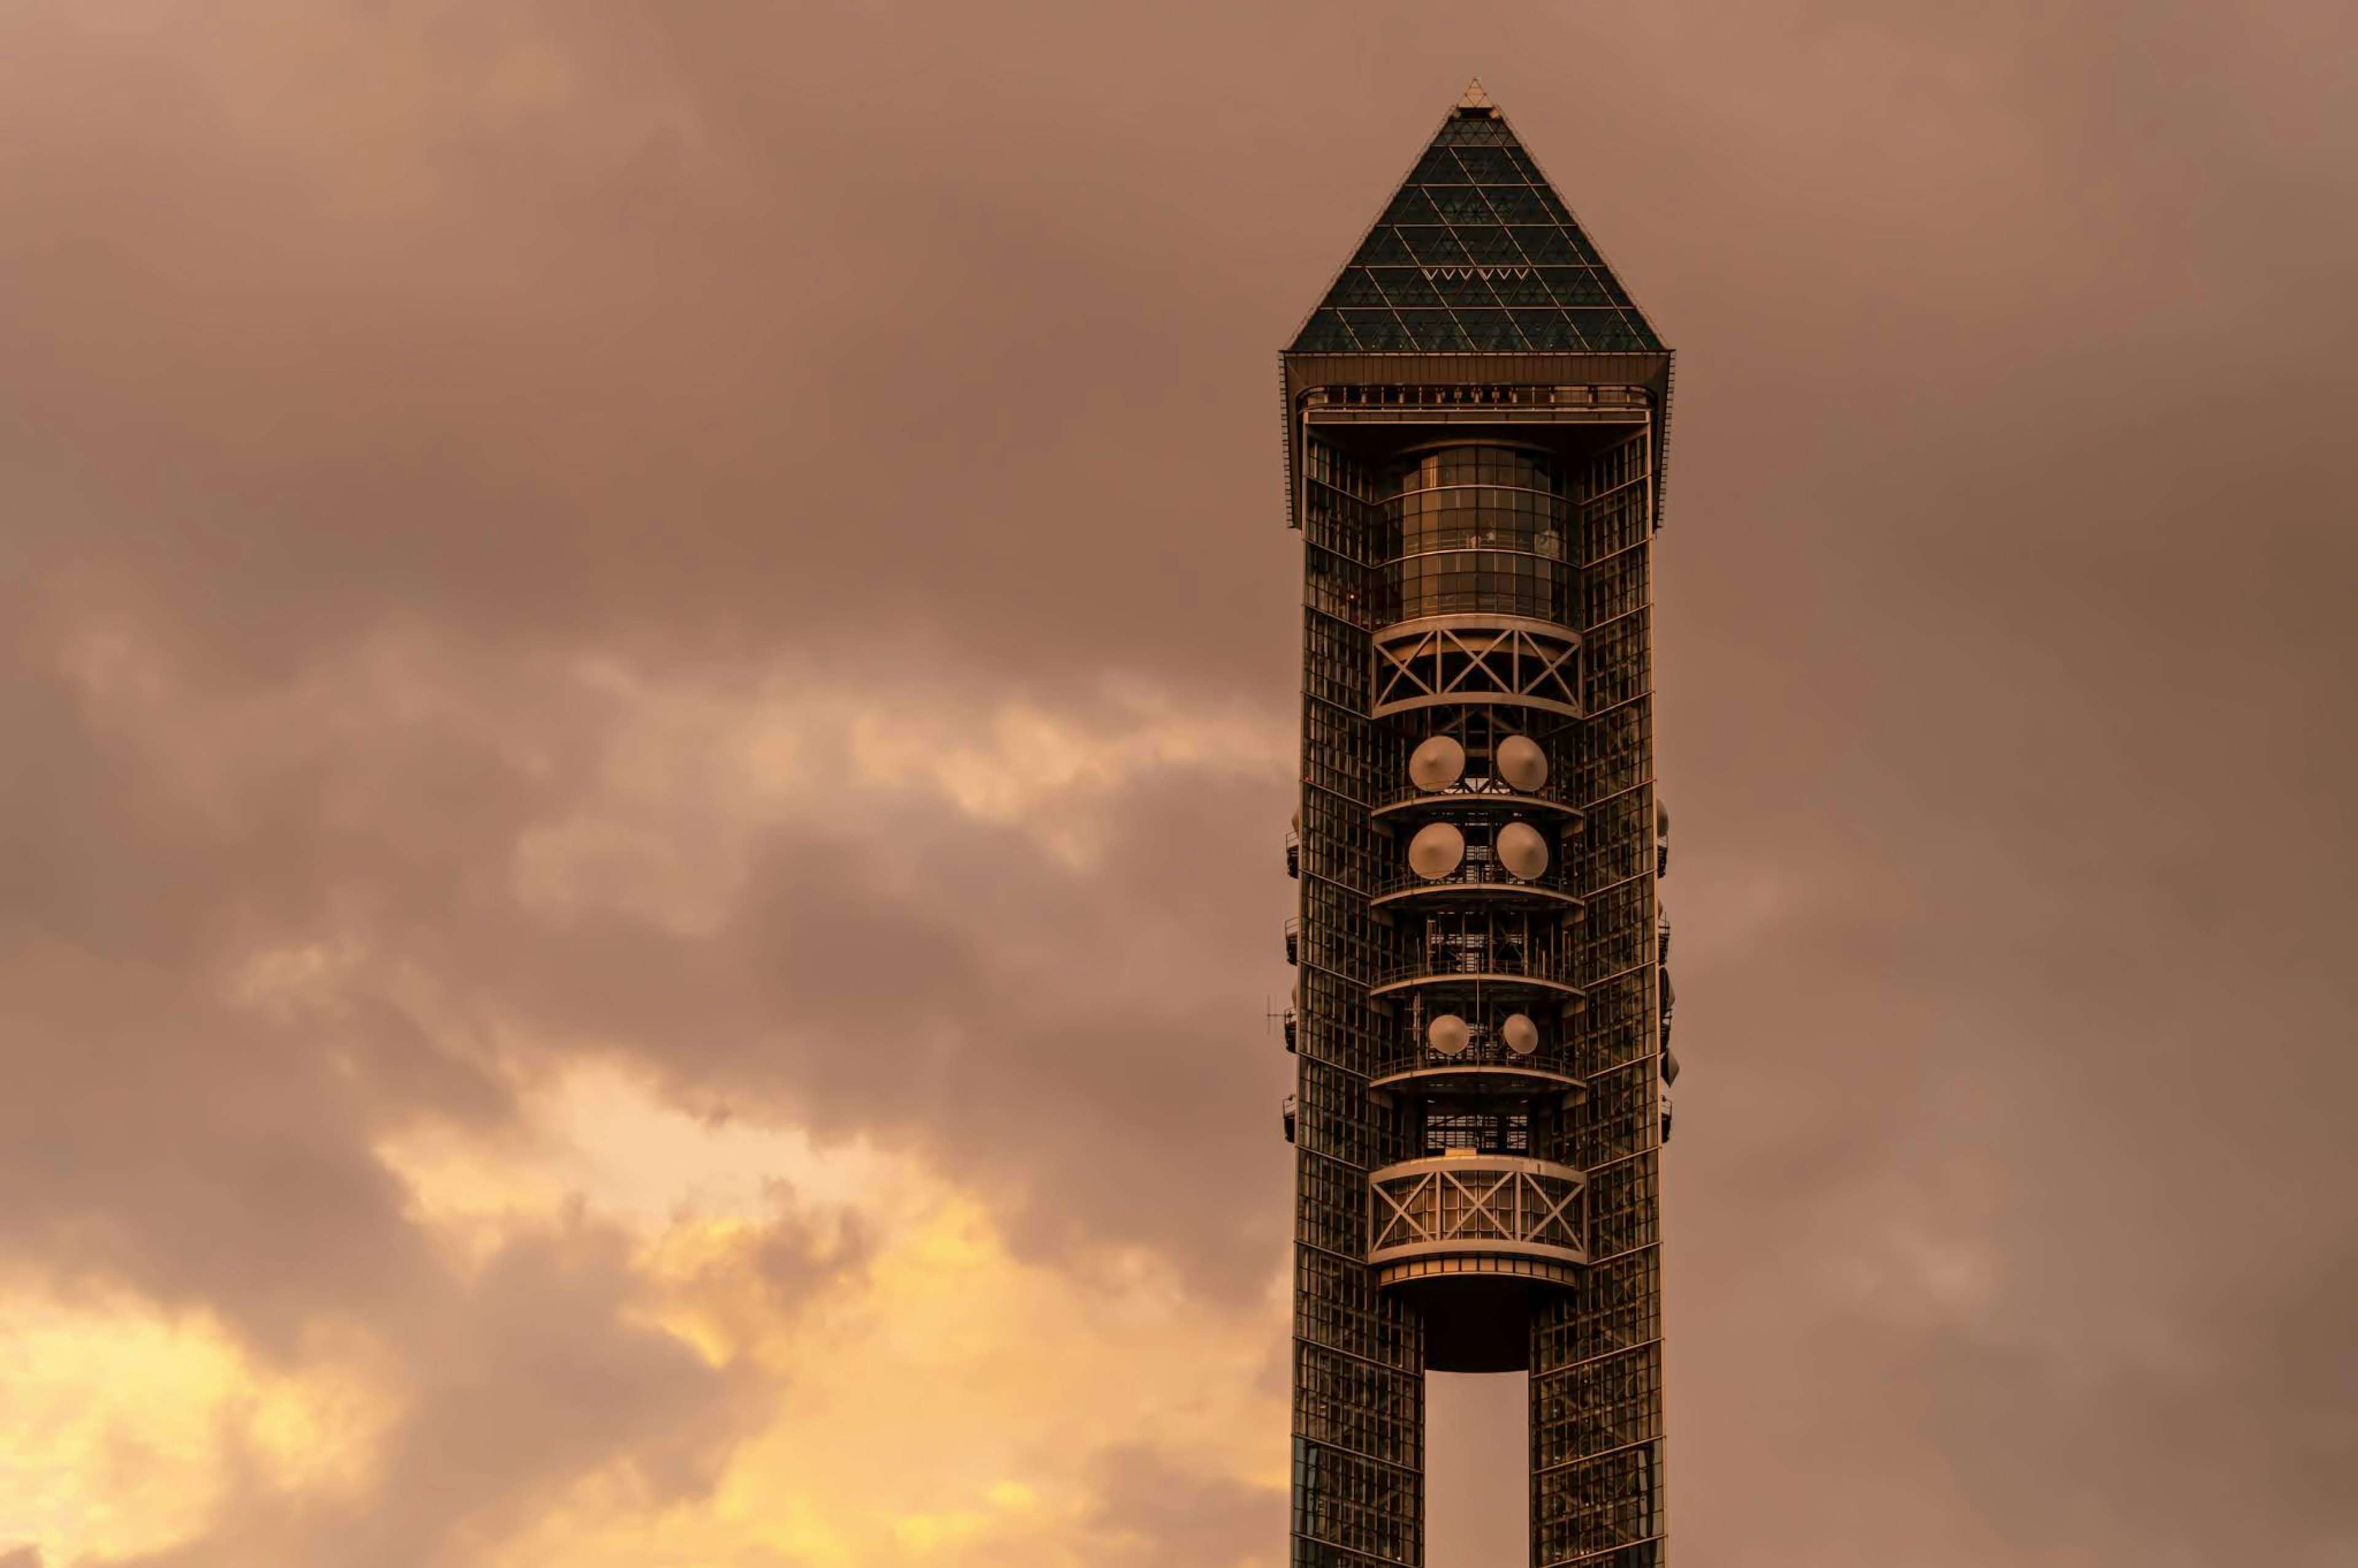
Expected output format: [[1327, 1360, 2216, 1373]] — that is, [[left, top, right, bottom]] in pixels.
[[1411, 147, 1468, 184], [1331, 268, 1388, 306], [1420, 314, 1475, 351], [1428, 188, 1493, 224], [1511, 309, 1584, 351], [1403, 228, 1472, 266], [1510, 225, 1578, 264], [1541, 267, 1608, 306], [1487, 187, 1551, 224], [1456, 309, 1525, 351], [1453, 146, 1520, 185], [1343, 309, 1412, 350], [1383, 188, 1444, 226], [1431, 268, 1504, 309], [1594, 311, 1656, 350], [1395, 309, 1457, 349], [1297, 309, 1358, 350], [1490, 269, 1553, 306], [1563, 309, 1636, 349], [1438, 117, 1510, 146], [1359, 227, 1414, 266], [1459, 226, 1520, 265], [1374, 267, 1442, 306]]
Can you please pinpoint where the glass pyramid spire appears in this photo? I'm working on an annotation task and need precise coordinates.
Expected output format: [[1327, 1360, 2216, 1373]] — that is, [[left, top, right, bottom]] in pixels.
[[1290, 83, 1663, 355]]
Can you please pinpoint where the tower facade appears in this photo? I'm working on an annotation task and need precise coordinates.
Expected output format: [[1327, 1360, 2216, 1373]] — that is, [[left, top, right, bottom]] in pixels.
[[1279, 84, 1678, 1568]]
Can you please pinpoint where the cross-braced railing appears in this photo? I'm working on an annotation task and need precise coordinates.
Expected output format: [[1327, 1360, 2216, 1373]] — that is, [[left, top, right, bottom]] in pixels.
[[1371, 616, 1582, 718], [1368, 1154, 1588, 1271]]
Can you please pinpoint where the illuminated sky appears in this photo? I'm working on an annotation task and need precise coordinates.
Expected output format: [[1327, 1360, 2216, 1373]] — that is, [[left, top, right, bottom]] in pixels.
[[1, 4, 2354, 1566]]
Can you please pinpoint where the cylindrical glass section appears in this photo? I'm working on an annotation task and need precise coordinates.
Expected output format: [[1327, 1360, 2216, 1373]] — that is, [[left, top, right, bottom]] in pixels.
[[1382, 443, 1574, 625]]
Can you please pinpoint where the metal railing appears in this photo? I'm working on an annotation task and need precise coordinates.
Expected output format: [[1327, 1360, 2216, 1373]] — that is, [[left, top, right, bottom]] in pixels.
[[1369, 1154, 1587, 1268], [1378, 1034, 1576, 1080], [1373, 947, 1579, 988], [1373, 773, 1579, 812], [1372, 853, 1579, 901]]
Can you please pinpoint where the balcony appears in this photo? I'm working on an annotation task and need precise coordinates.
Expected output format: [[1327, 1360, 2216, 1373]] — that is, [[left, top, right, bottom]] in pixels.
[[1368, 1153, 1587, 1283], [1371, 616, 1582, 721], [1371, 853, 1583, 911], [1284, 829, 1299, 879], [1370, 949, 1584, 1001], [1371, 1033, 1582, 1096], [1371, 773, 1583, 828]]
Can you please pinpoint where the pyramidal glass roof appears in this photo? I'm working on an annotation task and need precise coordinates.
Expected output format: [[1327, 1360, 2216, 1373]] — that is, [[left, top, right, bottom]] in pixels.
[[1290, 82, 1663, 355]]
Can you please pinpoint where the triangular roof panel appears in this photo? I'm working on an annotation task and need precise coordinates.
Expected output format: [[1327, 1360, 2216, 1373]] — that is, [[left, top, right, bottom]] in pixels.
[[1289, 89, 1663, 355]]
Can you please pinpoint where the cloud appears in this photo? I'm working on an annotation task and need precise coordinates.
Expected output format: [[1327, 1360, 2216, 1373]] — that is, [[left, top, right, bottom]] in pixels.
[[0, 1, 2354, 1566], [85, 1217, 776, 1568], [1083, 1445, 1286, 1568]]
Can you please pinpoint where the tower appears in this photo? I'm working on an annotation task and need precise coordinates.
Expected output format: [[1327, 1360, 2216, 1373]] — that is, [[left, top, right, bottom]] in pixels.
[[1279, 83, 1678, 1568]]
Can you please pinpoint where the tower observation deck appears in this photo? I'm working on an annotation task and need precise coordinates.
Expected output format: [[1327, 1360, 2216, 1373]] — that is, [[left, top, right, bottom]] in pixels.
[[1279, 83, 1679, 1568]]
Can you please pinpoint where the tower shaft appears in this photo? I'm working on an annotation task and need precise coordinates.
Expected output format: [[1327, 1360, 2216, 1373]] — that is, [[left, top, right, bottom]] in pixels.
[[1280, 88, 1676, 1568]]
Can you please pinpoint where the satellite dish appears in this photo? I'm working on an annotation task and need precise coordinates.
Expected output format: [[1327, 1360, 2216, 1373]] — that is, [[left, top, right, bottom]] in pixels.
[[1656, 796, 1670, 838], [1291, 804, 1301, 832], [1496, 820, 1550, 880], [1427, 1013, 1469, 1055], [1408, 735, 1466, 791], [1660, 968, 1675, 1009], [1407, 822, 1466, 880], [1496, 734, 1549, 793], [1501, 1013, 1539, 1055]]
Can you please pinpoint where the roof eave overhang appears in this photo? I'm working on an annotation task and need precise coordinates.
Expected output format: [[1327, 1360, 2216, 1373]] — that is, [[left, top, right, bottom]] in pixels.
[[1278, 348, 1675, 530]]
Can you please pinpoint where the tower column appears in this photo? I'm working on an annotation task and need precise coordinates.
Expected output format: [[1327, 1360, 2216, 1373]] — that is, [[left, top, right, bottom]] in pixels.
[[1281, 83, 1680, 1568]]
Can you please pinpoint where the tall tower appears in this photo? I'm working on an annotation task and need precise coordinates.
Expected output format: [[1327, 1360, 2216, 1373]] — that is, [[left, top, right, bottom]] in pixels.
[[1278, 83, 1678, 1568]]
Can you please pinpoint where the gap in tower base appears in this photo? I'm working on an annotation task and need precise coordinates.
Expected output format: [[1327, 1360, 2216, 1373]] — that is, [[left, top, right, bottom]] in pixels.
[[1426, 1370, 1531, 1568]]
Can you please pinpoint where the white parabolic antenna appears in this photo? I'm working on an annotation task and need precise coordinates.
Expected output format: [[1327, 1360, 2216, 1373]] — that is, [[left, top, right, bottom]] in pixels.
[[1428, 1013, 1469, 1055], [1502, 1013, 1539, 1055], [1409, 735, 1467, 791], [1497, 820, 1550, 880], [1496, 734, 1549, 793], [1408, 821, 1466, 880]]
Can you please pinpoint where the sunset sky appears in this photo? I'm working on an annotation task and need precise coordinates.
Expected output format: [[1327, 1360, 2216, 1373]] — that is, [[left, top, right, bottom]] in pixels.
[[2, 4, 2354, 1566]]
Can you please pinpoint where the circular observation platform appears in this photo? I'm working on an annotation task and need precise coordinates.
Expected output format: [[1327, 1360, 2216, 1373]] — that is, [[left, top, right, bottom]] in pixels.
[[1370, 860, 1584, 913], [1369, 1059, 1584, 1098], [1368, 1152, 1590, 1373], [1372, 786, 1583, 829], [1369, 964, 1585, 1006], [1371, 615, 1583, 721]]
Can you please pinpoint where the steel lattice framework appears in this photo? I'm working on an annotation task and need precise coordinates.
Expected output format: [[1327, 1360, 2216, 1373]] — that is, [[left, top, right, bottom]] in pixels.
[[1278, 81, 1679, 1568]]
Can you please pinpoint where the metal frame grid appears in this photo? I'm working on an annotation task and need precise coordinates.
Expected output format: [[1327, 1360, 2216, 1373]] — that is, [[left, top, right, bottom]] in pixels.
[[1530, 427, 1667, 1568], [1282, 87, 1675, 1568]]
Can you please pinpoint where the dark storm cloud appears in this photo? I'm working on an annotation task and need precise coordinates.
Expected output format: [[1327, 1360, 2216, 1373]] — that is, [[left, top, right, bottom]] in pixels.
[[0, 1, 2353, 1566], [1084, 1445, 1286, 1568], [0, 940, 445, 1351]]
